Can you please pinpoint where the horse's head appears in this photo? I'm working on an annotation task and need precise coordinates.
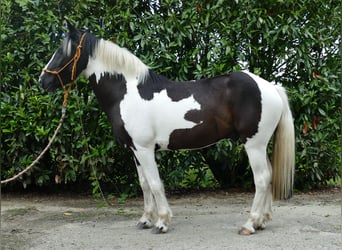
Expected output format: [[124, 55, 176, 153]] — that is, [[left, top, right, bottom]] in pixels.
[[39, 22, 87, 92]]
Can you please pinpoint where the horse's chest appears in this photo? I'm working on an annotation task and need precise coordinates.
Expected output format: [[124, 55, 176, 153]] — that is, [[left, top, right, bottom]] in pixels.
[[119, 87, 201, 148]]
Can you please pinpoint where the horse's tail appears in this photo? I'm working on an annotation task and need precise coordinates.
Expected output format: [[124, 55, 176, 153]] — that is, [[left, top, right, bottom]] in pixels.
[[272, 86, 295, 200]]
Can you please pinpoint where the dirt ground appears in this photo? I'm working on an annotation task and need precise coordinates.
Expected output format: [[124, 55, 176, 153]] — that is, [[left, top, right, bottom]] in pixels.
[[1, 188, 341, 250]]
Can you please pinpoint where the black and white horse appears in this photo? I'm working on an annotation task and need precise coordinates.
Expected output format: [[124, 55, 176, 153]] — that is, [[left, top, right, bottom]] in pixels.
[[39, 23, 295, 235]]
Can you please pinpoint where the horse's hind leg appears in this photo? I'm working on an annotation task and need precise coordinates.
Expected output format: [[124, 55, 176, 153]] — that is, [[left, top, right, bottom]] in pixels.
[[240, 142, 272, 235], [133, 146, 172, 233], [264, 156, 273, 221]]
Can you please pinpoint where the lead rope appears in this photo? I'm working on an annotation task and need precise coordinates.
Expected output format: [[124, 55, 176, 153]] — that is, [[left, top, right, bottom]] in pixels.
[[1, 33, 86, 185], [74, 90, 112, 206]]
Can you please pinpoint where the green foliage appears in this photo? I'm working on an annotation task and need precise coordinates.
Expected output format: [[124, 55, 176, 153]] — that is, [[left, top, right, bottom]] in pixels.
[[1, 0, 340, 196], [293, 75, 341, 189], [202, 140, 252, 189]]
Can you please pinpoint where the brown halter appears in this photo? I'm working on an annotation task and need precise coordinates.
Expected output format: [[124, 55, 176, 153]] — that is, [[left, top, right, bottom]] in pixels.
[[43, 32, 86, 106]]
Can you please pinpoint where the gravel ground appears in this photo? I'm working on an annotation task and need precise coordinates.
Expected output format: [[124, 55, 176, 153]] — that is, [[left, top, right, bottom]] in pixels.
[[1, 188, 341, 250]]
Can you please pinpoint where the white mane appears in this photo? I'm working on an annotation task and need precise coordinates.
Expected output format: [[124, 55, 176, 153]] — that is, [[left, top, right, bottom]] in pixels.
[[85, 39, 149, 82]]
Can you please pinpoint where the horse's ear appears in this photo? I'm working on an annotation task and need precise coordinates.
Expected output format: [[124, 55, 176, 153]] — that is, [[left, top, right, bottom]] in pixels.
[[66, 20, 76, 33]]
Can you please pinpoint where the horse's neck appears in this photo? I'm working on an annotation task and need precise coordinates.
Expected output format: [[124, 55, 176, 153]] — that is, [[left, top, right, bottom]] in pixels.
[[88, 73, 128, 116]]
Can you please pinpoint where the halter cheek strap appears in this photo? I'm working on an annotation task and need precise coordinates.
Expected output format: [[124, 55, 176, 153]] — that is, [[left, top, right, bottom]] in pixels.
[[43, 32, 86, 106]]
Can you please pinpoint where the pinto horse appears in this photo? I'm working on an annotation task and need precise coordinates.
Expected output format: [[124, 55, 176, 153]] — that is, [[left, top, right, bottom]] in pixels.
[[39, 22, 295, 235]]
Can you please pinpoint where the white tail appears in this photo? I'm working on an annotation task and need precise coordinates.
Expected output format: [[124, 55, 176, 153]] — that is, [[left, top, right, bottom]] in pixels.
[[272, 86, 295, 200]]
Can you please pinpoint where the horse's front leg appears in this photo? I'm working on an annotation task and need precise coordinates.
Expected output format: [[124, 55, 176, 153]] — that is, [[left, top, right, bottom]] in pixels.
[[133, 146, 172, 233], [135, 160, 156, 229]]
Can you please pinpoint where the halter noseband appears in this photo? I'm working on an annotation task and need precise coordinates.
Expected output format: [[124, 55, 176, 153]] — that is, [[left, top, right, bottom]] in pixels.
[[43, 32, 86, 106]]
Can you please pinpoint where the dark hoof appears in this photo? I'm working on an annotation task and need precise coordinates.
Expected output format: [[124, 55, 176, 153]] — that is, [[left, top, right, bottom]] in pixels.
[[255, 225, 266, 231], [238, 227, 254, 236], [137, 221, 152, 229], [151, 226, 166, 234]]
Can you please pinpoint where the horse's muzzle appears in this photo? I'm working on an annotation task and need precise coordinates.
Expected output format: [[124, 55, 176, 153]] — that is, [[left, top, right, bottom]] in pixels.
[[39, 71, 60, 93]]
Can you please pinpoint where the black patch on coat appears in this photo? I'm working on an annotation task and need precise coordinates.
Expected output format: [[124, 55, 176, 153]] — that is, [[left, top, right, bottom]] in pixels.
[[89, 73, 135, 149], [138, 70, 193, 101], [165, 72, 262, 149]]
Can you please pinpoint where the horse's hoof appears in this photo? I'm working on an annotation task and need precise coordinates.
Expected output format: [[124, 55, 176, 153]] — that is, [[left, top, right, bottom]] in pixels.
[[151, 225, 168, 234], [238, 227, 254, 235], [137, 221, 152, 229], [255, 223, 266, 230]]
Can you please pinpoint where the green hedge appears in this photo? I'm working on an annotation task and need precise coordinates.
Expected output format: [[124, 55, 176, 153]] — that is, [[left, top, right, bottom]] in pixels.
[[1, 0, 341, 195]]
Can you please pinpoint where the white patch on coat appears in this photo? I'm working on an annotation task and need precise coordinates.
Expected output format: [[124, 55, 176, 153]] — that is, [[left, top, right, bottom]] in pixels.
[[120, 78, 201, 149], [39, 51, 57, 81]]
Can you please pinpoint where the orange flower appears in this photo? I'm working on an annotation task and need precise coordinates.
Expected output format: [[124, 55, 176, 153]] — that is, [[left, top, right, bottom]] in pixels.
[[303, 123, 308, 134]]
